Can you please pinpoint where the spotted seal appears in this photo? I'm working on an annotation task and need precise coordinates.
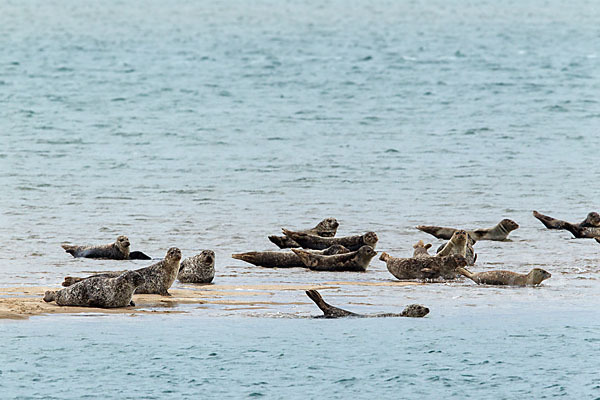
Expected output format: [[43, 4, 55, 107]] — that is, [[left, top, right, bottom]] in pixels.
[[268, 218, 339, 248], [282, 229, 378, 251], [380, 252, 467, 280], [435, 230, 477, 265], [457, 267, 551, 286], [305, 290, 429, 318], [61, 235, 131, 260], [61, 247, 182, 296], [291, 245, 377, 271], [533, 210, 600, 238], [43, 270, 145, 308], [417, 219, 519, 241], [232, 245, 350, 268], [412, 240, 432, 258], [178, 250, 215, 284]]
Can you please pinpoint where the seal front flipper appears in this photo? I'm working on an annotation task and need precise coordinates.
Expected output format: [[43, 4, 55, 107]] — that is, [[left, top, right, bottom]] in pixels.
[[305, 290, 357, 318], [129, 251, 152, 260]]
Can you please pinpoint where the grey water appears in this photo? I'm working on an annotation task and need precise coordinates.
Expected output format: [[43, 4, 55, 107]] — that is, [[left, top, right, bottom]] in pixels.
[[1, 0, 600, 398]]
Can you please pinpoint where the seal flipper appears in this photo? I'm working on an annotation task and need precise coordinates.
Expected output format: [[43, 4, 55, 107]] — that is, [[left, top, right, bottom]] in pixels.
[[532, 210, 565, 229], [129, 251, 151, 260], [596, 238, 600, 244], [61, 244, 78, 257], [305, 290, 357, 318]]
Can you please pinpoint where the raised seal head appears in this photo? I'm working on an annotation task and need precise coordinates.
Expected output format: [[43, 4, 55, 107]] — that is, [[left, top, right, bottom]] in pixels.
[[500, 219, 520, 231], [363, 232, 378, 247], [400, 304, 430, 318], [528, 268, 551, 284], [115, 235, 131, 253], [165, 247, 182, 263], [316, 218, 339, 231]]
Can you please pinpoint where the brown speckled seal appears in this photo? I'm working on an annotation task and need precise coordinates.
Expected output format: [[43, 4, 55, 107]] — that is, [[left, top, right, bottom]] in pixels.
[[178, 250, 215, 284], [269, 218, 339, 248], [457, 267, 551, 286], [305, 290, 429, 318], [380, 252, 467, 280], [412, 240, 432, 258], [417, 219, 519, 241], [282, 229, 378, 251], [232, 245, 350, 268], [61, 235, 131, 259], [43, 270, 145, 308], [292, 245, 377, 272]]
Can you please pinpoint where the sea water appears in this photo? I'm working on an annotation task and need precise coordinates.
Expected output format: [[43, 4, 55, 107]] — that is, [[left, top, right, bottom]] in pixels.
[[1, 0, 599, 398]]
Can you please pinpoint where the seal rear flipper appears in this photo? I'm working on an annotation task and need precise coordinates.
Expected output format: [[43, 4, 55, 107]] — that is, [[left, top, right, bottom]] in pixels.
[[61, 244, 78, 257], [268, 235, 299, 249], [415, 225, 454, 240], [456, 267, 476, 282], [305, 290, 355, 318], [129, 251, 151, 260], [532, 210, 565, 230]]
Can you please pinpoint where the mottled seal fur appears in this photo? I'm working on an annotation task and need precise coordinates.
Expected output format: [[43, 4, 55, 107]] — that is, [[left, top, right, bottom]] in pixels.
[[282, 229, 378, 251], [61, 247, 182, 296], [533, 211, 600, 238], [435, 230, 477, 265], [380, 252, 467, 280], [457, 267, 551, 286], [305, 290, 429, 318], [232, 245, 350, 268], [417, 219, 519, 241], [43, 270, 145, 308], [178, 250, 215, 284], [412, 240, 432, 258], [61, 235, 131, 260], [268, 218, 339, 248], [292, 245, 377, 272]]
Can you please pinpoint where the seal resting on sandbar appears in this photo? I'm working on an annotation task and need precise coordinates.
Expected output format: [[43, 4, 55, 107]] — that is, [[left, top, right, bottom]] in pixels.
[[269, 218, 339, 248], [178, 250, 215, 284], [435, 230, 477, 265], [416, 219, 519, 241], [380, 252, 467, 280], [412, 240, 432, 258], [292, 245, 377, 272], [305, 290, 429, 318], [232, 245, 350, 268], [61, 247, 182, 296], [61, 235, 131, 260], [533, 210, 600, 238], [43, 270, 145, 308], [281, 229, 378, 251], [457, 267, 551, 286]]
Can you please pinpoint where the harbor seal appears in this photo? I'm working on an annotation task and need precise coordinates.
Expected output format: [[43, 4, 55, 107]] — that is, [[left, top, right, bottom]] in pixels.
[[269, 218, 339, 248], [457, 267, 551, 286], [412, 240, 432, 258], [282, 229, 378, 251], [291, 245, 377, 272], [177, 250, 215, 284], [61, 235, 131, 260], [305, 290, 429, 318], [416, 219, 519, 241], [380, 252, 467, 280], [43, 270, 145, 308], [533, 210, 600, 238], [232, 245, 350, 268], [435, 230, 477, 265], [61, 247, 182, 296]]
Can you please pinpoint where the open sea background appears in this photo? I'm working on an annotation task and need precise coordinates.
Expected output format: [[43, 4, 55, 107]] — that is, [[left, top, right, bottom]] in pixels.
[[1, 0, 599, 398]]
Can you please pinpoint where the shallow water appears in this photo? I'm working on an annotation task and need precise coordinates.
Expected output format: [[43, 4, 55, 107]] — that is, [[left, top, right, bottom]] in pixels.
[[1, 0, 599, 397]]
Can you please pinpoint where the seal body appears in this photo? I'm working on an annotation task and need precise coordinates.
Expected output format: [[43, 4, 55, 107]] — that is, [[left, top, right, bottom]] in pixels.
[[417, 219, 519, 241], [282, 229, 378, 251], [412, 240, 432, 258], [177, 250, 215, 284], [43, 271, 145, 308], [305, 290, 429, 318], [269, 218, 340, 248], [232, 245, 350, 268], [381, 252, 467, 280], [457, 267, 551, 286], [292, 245, 377, 272], [533, 211, 600, 238], [61, 247, 182, 296], [61, 235, 131, 259], [435, 231, 477, 265]]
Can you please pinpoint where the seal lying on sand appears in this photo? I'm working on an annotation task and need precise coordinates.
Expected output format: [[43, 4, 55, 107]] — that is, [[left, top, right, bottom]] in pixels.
[[457, 267, 551, 286], [412, 240, 432, 258], [417, 219, 519, 241], [292, 245, 377, 272], [232, 245, 350, 268], [305, 290, 429, 318], [282, 229, 378, 251], [61, 235, 131, 259], [381, 252, 467, 280], [44, 271, 145, 308], [62, 247, 182, 296], [178, 250, 215, 284], [269, 218, 339, 249], [435, 230, 477, 265], [533, 210, 600, 238]]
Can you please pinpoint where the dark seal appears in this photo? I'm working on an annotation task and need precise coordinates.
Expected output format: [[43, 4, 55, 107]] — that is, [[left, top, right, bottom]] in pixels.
[[305, 290, 429, 318], [43, 270, 145, 308], [61, 247, 182, 296], [282, 229, 378, 251], [457, 267, 551, 286], [232, 245, 350, 268], [61, 235, 131, 260], [178, 250, 215, 284], [380, 252, 467, 280], [533, 210, 600, 238], [269, 218, 339, 248], [417, 219, 519, 241], [292, 245, 377, 272]]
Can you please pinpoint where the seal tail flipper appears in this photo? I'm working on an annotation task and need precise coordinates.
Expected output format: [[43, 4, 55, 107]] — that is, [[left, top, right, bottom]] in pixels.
[[268, 235, 287, 248], [43, 291, 56, 303], [62, 276, 84, 287], [305, 290, 354, 318], [379, 252, 389, 262], [532, 210, 565, 230], [456, 267, 476, 283], [231, 252, 259, 266], [61, 244, 78, 257]]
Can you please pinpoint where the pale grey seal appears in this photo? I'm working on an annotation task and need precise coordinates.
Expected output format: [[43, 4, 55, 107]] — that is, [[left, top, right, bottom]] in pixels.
[[417, 219, 519, 241], [380, 252, 467, 280], [457, 267, 551, 286]]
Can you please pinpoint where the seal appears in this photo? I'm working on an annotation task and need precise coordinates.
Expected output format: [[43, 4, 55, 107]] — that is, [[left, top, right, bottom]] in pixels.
[[178, 250, 215, 284], [232, 245, 350, 268], [412, 240, 432, 258], [43, 270, 145, 308], [305, 290, 429, 318], [380, 252, 467, 280], [533, 210, 600, 238], [61, 247, 182, 296], [596, 238, 600, 244], [435, 230, 477, 265], [416, 219, 519, 241], [61, 235, 131, 260], [291, 245, 377, 271], [269, 218, 339, 248], [281, 229, 378, 251], [128, 251, 152, 260], [457, 267, 551, 286]]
